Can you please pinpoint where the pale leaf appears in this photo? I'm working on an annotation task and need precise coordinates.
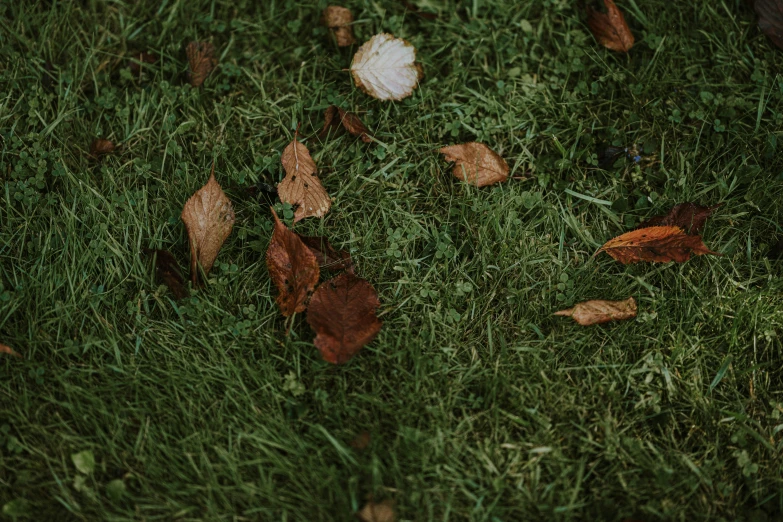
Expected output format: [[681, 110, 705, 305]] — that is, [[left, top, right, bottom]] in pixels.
[[351, 33, 423, 101]]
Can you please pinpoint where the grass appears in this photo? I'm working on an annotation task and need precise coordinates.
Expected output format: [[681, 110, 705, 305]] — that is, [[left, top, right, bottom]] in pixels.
[[2, 0, 783, 520]]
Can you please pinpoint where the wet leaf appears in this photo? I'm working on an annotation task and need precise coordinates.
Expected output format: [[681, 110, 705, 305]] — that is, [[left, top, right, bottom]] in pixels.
[[587, 0, 635, 52], [90, 138, 115, 157], [306, 272, 382, 364], [356, 499, 395, 522], [297, 234, 353, 271], [278, 138, 331, 222], [186, 41, 217, 87], [142, 249, 188, 300], [320, 106, 372, 142], [0, 343, 22, 359], [181, 166, 236, 284], [439, 142, 509, 187], [555, 297, 637, 326], [595, 226, 720, 264], [266, 209, 320, 316], [351, 33, 423, 101], [321, 6, 356, 47], [756, 0, 783, 50], [638, 202, 720, 235]]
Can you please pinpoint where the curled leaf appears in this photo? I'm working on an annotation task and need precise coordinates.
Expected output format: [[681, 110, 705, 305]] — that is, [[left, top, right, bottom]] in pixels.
[[90, 138, 115, 157], [306, 272, 382, 364], [356, 499, 395, 522], [181, 167, 235, 284], [595, 226, 720, 264], [638, 202, 720, 235], [278, 138, 331, 222], [142, 249, 188, 300], [586, 0, 634, 52], [186, 41, 217, 87], [266, 210, 320, 316], [555, 297, 637, 326], [439, 142, 509, 187], [351, 33, 423, 101], [756, 0, 783, 50], [297, 234, 353, 271], [321, 6, 356, 47], [320, 106, 372, 142], [0, 343, 22, 359]]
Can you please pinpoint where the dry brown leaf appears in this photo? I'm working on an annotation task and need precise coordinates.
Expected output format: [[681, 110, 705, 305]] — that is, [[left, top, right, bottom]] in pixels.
[[181, 166, 235, 284], [756, 0, 783, 50], [266, 209, 320, 316], [297, 234, 353, 271], [638, 202, 720, 235], [186, 41, 217, 87], [356, 499, 395, 522], [351, 33, 423, 101], [554, 297, 637, 326], [439, 142, 509, 187], [90, 138, 115, 157], [142, 249, 188, 300], [595, 226, 720, 264], [278, 138, 331, 222], [0, 343, 22, 359], [306, 272, 382, 364], [321, 6, 356, 47], [320, 106, 372, 142], [586, 0, 635, 52], [129, 51, 157, 75], [349, 430, 371, 451]]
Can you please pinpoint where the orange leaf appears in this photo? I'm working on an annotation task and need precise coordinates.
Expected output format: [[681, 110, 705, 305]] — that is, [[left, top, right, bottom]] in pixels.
[[186, 41, 217, 87], [0, 343, 22, 359], [306, 272, 382, 364], [356, 499, 395, 522], [638, 202, 719, 235], [266, 210, 320, 316], [278, 138, 331, 222], [586, 0, 634, 52], [555, 297, 637, 326], [439, 142, 509, 187], [595, 226, 720, 264], [321, 6, 356, 47]]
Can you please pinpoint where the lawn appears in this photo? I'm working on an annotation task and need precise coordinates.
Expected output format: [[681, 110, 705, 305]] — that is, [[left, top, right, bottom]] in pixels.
[[2, 0, 783, 520]]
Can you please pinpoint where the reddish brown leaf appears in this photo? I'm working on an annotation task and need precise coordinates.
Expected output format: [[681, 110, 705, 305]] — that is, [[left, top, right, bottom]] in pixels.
[[555, 297, 637, 326], [0, 343, 22, 359], [90, 138, 115, 157], [440, 142, 509, 187], [321, 6, 356, 47], [129, 51, 157, 75], [356, 499, 395, 522], [320, 106, 372, 142], [638, 202, 720, 235], [595, 226, 720, 264], [349, 431, 371, 451], [756, 0, 783, 50], [142, 249, 188, 300], [306, 272, 382, 364], [186, 41, 217, 87], [278, 138, 331, 222], [297, 234, 353, 271], [586, 0, 635, 52], [266, 210, 320, 316]]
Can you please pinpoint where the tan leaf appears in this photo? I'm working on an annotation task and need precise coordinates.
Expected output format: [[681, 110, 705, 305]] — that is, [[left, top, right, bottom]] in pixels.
[[351, 33, 423, 101], [306, 272, 382, 364], [638, 202, 720, 235], [319, 105, 372, 142], [142, 249, 188, 300], [90, 138, 115, 157], [356, 499, 395, 522], [321, 6, 356, 47], [595, 226, 720, 264], [554, 297, 637, 326], [278, 138, 331, 222], [186, 41, 217, 87], [586, 0, 634, 52], [181, 166, 235, 284], [297, 234, 353, 271], [266, 210, 320, 316], [439, 142, 509, 187], [0, 343, 22, 359]]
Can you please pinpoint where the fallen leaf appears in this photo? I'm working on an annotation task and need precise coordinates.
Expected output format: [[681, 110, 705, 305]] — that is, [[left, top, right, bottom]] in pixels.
[[756, 0, 783, 49], [638, 202, 720, 235], [554, 297, 637, 326], [400, 0, 438, 20], [278, 137, 331, 222], [129, 51, 157, 75], [320, 106, 372, 142], [142, 248, 188, 300], [596, 145, 627, 169], [90, 138, 115, 157], [356, 499, 395, 522], [351, 33, 423, 101], [266, 209, 320, 316], [181, 166, 235, 284], [595, 226, 720, 264], [349, 430, 371, 451], [297, 234, 353, 271], [186, 41, 217, 87], [586, 0, 635, 52], [0, 343, 22, 359], [321, 6, 356, 47], [439, 142, 509, 187], [306, 272, 382, 364]]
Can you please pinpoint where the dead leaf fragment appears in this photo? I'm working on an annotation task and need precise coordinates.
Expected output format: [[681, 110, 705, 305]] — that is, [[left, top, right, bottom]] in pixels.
[[439, 142, 509, 187], [186, 41, 217, 87], [321, 6, 356, 47], [351, 33, 423, 101], [320, 106, 372, 142], [595, 226, 720, 264], [356, 499, 395, 522], [181, 166, 235, 284], [0, 343, 22, 359], [306, 272, 382, 364], [401, 0, 438, 20], [638, 202, 720, 235], [349, 430, 371, 451], [129, 51, 157, 75], [297, 234, 353, 271], [586, 0, 635, 52], [756, 0, 783, 50], [90, 138, 115, 157], [278, 138, 331, 222], [142, 249, 188, 300], [266, 210, 320, 316], [555, 297, 637, 326]]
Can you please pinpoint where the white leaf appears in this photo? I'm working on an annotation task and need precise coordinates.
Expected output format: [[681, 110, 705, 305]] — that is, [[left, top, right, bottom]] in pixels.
[[350, 33, 422, 101]]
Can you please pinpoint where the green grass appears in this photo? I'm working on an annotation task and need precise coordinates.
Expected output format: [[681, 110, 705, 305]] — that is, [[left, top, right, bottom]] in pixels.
[[2, 0, 783, 520]]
